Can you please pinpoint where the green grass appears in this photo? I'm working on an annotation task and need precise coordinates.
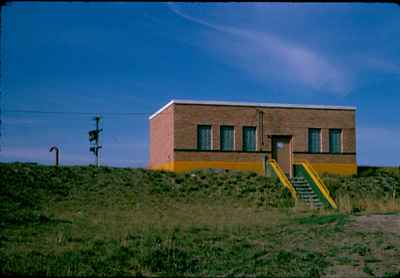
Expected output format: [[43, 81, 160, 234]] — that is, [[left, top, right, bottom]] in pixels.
[[322, 168, 400, 213], [1, 163, 400, 276]]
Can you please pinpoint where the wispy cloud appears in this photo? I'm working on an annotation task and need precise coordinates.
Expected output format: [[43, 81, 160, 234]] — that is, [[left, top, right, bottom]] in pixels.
[[363, 57, 400, 75], [168, 3, 352, 96]]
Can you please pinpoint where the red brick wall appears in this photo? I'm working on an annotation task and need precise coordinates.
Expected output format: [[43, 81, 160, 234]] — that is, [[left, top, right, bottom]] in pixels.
[[172, 103, 356, 164], [149, 105, 174, 167]]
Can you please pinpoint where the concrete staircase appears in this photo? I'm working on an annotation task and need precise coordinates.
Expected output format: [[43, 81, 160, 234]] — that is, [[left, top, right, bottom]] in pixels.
[[290, 177, 324, 208], [267, 159, 336, 209]]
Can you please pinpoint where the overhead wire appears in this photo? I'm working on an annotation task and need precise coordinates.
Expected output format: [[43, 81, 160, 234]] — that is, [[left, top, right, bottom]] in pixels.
[[2, 109, 151, 116]]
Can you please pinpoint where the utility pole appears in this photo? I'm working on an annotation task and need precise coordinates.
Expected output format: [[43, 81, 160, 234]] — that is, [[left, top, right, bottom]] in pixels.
[[89, 115, 102, 167]]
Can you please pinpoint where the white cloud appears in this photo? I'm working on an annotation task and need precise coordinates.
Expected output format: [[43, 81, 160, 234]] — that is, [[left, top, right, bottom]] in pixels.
[[168, 3, 352, 96], [363, 57, 400, 75]]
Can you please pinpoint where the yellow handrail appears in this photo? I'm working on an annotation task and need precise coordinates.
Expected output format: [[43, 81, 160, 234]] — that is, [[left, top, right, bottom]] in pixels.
[[268, 159, 297, 200], [303, 161, 330, 193], [296, 160, 337, 209]]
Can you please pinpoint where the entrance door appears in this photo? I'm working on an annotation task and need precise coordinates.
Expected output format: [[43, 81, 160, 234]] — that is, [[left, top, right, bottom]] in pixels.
[[272, 136, 292, 177]]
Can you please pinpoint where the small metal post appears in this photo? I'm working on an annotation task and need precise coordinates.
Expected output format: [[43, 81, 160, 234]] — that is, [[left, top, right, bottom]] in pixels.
[[49, 146, 59, 166]]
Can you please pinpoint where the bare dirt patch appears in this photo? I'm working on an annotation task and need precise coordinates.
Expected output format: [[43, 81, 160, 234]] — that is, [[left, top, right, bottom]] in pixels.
[[347, 214, 400, 234], [324, 213, 400, 278]]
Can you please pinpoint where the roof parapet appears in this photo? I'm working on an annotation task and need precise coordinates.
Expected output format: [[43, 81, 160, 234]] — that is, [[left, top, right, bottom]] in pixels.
[[149, 99, 356, 120]]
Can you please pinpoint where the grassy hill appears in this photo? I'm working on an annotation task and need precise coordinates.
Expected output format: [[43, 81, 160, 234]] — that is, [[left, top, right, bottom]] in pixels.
[[1, 163, 399, 277]]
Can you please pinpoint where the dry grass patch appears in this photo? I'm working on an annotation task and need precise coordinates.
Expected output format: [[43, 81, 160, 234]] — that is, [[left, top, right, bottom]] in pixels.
[[1, 163, 400, 276]]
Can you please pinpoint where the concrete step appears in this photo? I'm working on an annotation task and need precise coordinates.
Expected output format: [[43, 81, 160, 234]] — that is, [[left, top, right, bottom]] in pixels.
[[292, 182, 309, 185], [288, 176, 325, 208], [297, 190, 314, 195], [294, 186, 312, 191], [293, 184, 311, 188], [299, 191, 318, 195], [300, 192, 318, 195], [300, 193, 319, 197], [292, 181, 308, 184], [301, 196, 320, 201], [291, 180, 308, 183], [291, 179, 307, 182], [296, 188, 313, 192]]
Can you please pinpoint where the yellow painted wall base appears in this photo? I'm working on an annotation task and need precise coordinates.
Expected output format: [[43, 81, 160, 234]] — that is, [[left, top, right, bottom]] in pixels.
[[149, 161, 175, 171], [150, 160, 264, 175], [174, 161, 264, 174], [311, 163, 357, 176], [150, 161, 357, 176]]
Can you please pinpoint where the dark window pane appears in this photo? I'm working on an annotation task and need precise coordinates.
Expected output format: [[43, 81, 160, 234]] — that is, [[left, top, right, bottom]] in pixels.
[[197, 125, 211, 150], [308, 128, 321, 153], [329, 129, 342, 153], [243, 127, 256, 151], [220, 126, 234, 151]]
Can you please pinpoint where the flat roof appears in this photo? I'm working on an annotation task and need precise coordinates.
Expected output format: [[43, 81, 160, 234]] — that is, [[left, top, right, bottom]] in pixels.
[[149, 99, 356, 120]]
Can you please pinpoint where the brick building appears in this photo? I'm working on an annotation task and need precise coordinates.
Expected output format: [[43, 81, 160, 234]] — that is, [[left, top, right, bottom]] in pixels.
[[149, 99, 357, 176]]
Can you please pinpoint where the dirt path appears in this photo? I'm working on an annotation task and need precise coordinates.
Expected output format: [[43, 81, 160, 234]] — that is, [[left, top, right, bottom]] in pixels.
[[324, 214, 400, 278], [348, 214, 400, 234]]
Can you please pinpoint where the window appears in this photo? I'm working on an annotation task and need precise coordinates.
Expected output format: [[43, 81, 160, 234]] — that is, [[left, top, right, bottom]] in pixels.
[[329, 129, 342, 153], [197, 125, 212, 150], [308, 128, 321, 153], [243, 127, 256, 151], [220, 126, 234, 151]]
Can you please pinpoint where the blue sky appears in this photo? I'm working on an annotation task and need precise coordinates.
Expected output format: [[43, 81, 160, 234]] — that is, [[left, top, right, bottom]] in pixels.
[[1, 2, 400, 167]]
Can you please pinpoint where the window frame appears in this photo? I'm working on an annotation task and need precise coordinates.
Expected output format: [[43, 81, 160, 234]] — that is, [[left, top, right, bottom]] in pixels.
[[197, 125, 212, 151], [242, 126, 257, 152], [220, 125, 235, 151], [329, 128, 342, 154], [308, 128, 321, 153]]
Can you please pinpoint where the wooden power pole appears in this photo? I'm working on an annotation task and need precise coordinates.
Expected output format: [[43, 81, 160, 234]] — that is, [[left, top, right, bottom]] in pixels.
[[89, 116, 102, 167]]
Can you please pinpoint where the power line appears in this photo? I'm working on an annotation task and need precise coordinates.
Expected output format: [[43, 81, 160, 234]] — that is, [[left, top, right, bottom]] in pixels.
[[3, 109, 151, 116]]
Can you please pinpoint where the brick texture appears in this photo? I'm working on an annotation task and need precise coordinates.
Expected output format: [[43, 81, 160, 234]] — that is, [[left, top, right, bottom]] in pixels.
[[149, 102, 356, 168], [149, 105, 174, 167]]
